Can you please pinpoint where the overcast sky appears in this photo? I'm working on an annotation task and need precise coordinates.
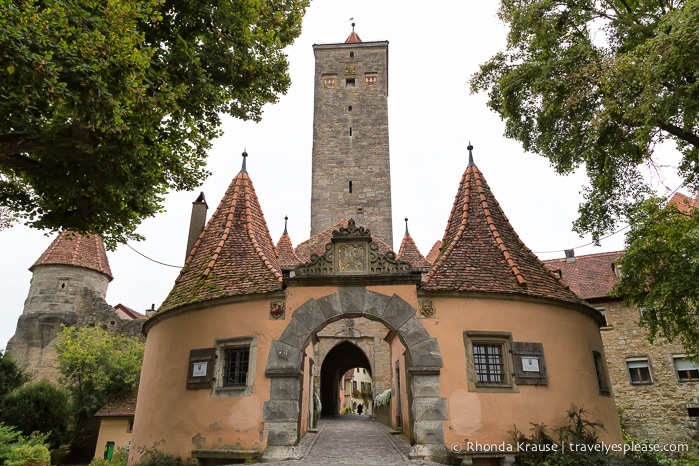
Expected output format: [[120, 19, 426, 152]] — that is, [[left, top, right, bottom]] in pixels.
[[0, 1, 686, 350]]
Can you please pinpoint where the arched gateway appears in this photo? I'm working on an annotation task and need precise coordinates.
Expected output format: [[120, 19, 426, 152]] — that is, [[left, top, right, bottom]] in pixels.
[[262, 223, 448, 462]]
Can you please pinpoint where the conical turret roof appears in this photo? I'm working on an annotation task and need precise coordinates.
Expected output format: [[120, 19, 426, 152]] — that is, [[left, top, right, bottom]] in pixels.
[[159, 153, 282, 312], [275, 217, 301, 270], [397, 218, 430, 270], [422, 147, 585, 306], [31, 231, 113, 280]]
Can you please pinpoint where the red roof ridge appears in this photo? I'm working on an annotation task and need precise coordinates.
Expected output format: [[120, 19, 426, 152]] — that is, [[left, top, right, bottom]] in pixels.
[[475, 173, 526, 285], [276, 231, 302, 269], [425, 240, 442, 265], [31, 230, 113, 280]]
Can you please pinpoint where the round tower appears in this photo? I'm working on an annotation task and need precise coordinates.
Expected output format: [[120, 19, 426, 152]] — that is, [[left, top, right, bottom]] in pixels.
[[6, 231, 113, 379]]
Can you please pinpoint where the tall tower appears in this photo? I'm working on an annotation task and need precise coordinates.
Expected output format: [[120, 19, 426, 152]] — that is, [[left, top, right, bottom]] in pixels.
[[310, 27, 393, 247]]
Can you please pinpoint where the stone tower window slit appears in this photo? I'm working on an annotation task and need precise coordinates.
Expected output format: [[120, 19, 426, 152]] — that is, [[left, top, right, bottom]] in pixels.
[[349, 181, 353, 193], [349, 127, 352, 136]]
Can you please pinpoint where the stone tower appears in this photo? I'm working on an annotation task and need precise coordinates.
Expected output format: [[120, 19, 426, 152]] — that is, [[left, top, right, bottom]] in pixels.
[[7, 231, 143, 380], [310, 27, 393, 247]]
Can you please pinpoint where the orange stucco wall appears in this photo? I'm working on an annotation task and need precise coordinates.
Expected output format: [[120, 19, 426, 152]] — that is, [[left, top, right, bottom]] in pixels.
[[130, 298, 284, 461], [429, 295, 622, 448], [130, 285, 621, 462]]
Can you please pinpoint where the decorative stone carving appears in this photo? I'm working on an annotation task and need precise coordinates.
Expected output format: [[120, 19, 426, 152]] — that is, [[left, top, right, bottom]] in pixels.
[[418, 299, 436, 318], [294, 219, 412, 277]]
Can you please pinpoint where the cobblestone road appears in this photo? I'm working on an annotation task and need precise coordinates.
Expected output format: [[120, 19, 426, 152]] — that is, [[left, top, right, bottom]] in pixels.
[[258, 415, 447, 465]]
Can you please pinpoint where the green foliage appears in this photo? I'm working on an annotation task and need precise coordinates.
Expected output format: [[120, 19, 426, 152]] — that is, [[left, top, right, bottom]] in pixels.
[[0, 424, 52, 466], [471, 0, 699, 242], [89, 446, 128, 466], [54, 325, 144, 444], [5, 442, 51, 466], [133, 443, 186, 466], [0, 0, 309, 246], [512, 407, 670, 466], [0, 381, 71, 448], [612, 198, 699, 354], [0, 350, 29, 400]]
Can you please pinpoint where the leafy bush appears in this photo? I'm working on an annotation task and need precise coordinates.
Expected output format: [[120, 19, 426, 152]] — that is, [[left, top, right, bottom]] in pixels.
[[373, 389, 392, 408], [5, 442, 51, 466], [132, 443, 186, 466], [0, 381, 71, 448], [0, 424, 52, 466], [512, 407, 672, 466]]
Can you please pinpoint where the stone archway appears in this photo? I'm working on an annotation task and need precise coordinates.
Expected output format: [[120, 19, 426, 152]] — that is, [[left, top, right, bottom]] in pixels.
[[262, 287, 448, 462]]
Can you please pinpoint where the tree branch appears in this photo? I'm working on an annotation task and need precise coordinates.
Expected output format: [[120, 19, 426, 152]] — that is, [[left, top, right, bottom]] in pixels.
[[658, 121, 699, 149]]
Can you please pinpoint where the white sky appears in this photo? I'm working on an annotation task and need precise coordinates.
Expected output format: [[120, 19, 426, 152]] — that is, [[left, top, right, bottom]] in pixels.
[[0, 1, 686, 350]]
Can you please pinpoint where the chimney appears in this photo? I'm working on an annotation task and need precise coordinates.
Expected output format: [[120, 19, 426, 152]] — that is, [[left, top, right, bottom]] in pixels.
[[565, 249, 576, 263], [186, 192, 208, 259]]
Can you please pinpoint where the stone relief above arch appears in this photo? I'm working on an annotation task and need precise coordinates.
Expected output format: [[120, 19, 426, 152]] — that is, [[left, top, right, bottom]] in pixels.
[[262, 287, 448, 463]]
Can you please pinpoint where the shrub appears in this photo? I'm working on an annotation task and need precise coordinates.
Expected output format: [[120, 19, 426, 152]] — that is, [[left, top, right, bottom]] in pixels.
[[89, 446, 128, 466], [5, 443, 51, 466]]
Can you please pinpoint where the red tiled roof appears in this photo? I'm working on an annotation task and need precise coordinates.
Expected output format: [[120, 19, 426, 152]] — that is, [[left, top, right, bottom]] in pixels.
[[543, 251, 623, 301], [95, 390, 137, 417], [425, 240, 442, 265], [421, 153, 585, 306], [345, 31, 362, 43], [276, 231, 302, 270], [31, 231, 113, 280], [114, 304, 147, 320], [397, 233, 430, 270], [295, 219, 393, 263], [668, 192, 699, 213], [159, 157, 282, 312]]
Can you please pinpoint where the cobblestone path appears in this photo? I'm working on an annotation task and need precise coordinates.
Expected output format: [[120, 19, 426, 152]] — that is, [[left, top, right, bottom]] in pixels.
[[259, 415, 447, 465]]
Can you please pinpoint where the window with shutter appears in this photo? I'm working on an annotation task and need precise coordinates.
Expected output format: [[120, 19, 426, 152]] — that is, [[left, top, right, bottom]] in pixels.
[[512, 342, 548, 386]]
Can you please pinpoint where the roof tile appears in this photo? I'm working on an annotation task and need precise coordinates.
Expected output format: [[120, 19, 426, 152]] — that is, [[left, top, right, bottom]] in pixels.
[[159, 159, 282, 312], [422, 152, 585, 306], [397, 233, 430, 270], [31, 231, 113, 280], [543, 251, 622, 301]]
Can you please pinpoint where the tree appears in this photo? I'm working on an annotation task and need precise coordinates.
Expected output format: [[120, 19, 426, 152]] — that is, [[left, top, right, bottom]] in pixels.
[[471, 0, 699, 242], [0, 350, 29, 401], [612, 196, 699, 355], [0, 0, 308, 246], [0, 381, 71, 449], [54, 326, 144, 445]]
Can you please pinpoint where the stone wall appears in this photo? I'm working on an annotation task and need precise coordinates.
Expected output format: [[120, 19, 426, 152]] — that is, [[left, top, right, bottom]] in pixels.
[[310, 41, 393, 247], [600, 299, 699, 447]]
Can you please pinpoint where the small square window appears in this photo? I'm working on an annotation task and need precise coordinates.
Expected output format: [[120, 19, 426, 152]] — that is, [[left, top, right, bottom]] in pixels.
[[223, 347, 249, 387], [464, 331, 517, 393], [345, 78, 356, 88], [626, 358, 652, 384], [473, 344, 505, 384], [594, 306, 610, 327], [214, 336, 257, 396], [674, 356, 699, 382]]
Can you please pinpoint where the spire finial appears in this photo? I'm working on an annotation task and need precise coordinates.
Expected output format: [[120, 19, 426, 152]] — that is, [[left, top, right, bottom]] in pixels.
[[404, 217, 409, 236], [467, 142, 474, 167], [240, 149, 248, 173], [283, 215, 288, 235]]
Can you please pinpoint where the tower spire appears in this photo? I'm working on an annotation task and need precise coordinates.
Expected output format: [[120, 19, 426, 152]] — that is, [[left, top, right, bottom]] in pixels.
[[240, 149, 248, 173], [467, 142, 475, 167], [283, 215, 289, 235], [404, 217, 409, 236]]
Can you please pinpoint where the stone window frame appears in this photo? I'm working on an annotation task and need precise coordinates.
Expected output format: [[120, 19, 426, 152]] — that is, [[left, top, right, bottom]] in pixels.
[[626, 356, 652, 385], [213, 336, 257, 397], [593, 305, 611, 329], [673, 355, 699, 382], [464, 331, 517, 393]]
